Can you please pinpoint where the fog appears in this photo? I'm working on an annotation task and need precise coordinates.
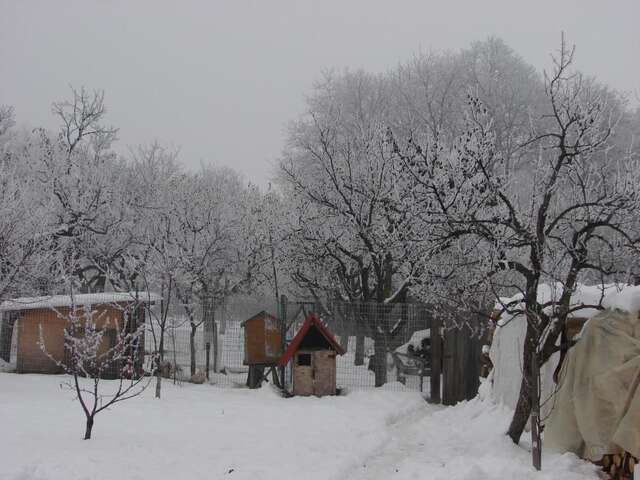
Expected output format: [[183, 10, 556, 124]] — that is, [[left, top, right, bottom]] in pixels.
[[1, 0, 638, 184]]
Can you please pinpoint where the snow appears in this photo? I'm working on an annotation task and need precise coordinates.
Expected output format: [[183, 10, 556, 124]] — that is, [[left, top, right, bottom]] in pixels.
[[0, 358, 14, 373], [0, 292, 162, 312], [489, 282, 640, 418], [489, 310, 560, 419], [495, 283, 640, 325], [602, 286, 640, 314], [0, 373, 599, 480], [395, 329, 430, 355], [0, 373, 422, 480], [344, 398, 599, 480]]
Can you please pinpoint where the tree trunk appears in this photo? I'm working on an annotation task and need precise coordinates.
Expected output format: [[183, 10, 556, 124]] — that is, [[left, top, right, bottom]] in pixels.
[[189, 324, 197, 377], [507, 324, 535, 444], [354, 334, 365, 366], [202, 296, 215, 346], [155, 332, 165, 399], [372, 331, 388, 387], [340, 334, 349, 352], [84, 416, 94, 440], [155, 369, 162, 399]]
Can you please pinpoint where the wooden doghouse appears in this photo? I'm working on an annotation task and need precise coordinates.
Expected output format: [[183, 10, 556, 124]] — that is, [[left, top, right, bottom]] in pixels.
[[0, 292, 159, 377], [241, 311, 282, 388], [278, 314, 345, 396]]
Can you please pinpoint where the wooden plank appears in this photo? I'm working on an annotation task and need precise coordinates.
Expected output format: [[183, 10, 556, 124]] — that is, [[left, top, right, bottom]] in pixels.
[[442, 326, 458, 405], [455, 323, 466, 403], [465, 318, 481, 400], [313, 350, 336, 396], [429, 316, 442, 403]]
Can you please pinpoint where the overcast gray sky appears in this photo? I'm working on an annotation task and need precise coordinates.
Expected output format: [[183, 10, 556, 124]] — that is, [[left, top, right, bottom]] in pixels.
[[1, 0, 638, 185]]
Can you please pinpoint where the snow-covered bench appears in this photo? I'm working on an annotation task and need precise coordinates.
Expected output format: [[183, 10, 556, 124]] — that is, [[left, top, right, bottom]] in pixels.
[[391, 351, 430, 392]]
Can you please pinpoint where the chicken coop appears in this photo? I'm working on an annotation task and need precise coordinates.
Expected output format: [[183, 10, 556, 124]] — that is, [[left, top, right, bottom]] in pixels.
[[0, 292, 159, 377], [278, 314, 345, 397], [241, 311, 283, 388]]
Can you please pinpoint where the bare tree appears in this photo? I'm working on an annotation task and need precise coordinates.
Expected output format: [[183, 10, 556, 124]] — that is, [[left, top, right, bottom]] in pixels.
[[39, 292, 151, 439]]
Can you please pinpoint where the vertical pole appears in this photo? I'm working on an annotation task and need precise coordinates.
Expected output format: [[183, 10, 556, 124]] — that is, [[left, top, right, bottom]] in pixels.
[[279, 294, 287, 391], [531, 350, 542, 471], [429, 315, 442, 404], [463, 317, 481, 401], [442, 325, 461, 406], [205, 342, 211, 381], [212, 321, 218, 373]]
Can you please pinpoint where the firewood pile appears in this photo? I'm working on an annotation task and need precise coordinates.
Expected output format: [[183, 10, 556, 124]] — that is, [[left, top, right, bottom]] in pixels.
[[596, 452, 637, 479]]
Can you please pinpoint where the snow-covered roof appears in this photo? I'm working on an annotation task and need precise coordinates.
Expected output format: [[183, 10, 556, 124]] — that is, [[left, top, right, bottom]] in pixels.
[[494, 283, 640, 325], [0, 292, 162, 312]]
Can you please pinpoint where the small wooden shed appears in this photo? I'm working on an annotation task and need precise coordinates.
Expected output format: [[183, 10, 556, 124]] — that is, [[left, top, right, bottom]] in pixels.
[[278, 314, 345, 397], [0, 292, 159, 377], [241, 311, 282, 366]]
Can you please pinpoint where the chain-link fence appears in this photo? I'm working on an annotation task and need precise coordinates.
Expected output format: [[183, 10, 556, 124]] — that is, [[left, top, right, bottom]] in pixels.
[[281, 300, 436, 394], [1, 293, 485, 400], [148, 296, 279, 388]]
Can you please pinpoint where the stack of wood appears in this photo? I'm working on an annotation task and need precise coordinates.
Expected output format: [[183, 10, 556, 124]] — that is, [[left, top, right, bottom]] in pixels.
[[596, 452, 637, 479]]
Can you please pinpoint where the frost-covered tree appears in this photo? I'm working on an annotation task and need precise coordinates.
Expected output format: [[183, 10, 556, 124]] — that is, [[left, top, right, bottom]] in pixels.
[[280, 71, 433, 385], [392, 38, 640, 447], [122, 143, 184, 397], [164, 167, 267, 376], [19, 87, 129, 293]]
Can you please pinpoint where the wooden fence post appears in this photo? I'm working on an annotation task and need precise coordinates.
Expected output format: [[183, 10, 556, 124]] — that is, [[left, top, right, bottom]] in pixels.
[[429, 315, 442, 404], [442, 326, 457, 405], [205, 342, 211, 380], [279, 294, 288, 391], [464, 316, 481, 400], [212, 321, 218, 373]]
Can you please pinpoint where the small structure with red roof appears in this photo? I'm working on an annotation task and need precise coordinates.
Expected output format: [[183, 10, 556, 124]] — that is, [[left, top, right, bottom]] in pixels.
[[278, 313, 345, 396]]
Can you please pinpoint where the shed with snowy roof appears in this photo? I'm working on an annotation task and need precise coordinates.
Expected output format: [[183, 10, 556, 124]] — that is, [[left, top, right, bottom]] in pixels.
[[0, 292, 160, 376], [278, 314, 345, 396]]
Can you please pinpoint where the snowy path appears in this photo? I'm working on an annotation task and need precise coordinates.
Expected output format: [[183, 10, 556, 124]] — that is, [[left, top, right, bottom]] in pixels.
[[340, 399, 601, 480], [0, 374, 602, 480]]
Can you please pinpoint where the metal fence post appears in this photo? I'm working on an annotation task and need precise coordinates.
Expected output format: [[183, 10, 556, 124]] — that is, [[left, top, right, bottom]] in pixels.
[[205, 342, 211, 380]]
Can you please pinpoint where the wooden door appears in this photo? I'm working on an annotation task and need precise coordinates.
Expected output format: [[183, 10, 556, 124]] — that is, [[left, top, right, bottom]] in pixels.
[[293, 351, 314, 395], [313, 350, 336, 396]]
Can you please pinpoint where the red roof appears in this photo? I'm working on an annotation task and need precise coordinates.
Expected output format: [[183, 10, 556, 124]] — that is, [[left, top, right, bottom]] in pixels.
[[278, 314, 346, 366]]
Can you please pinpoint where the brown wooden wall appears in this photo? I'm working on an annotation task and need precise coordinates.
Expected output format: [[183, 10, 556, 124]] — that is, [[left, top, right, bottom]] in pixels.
[[16, 305, 126, 374], [243, 315, 281, 365]]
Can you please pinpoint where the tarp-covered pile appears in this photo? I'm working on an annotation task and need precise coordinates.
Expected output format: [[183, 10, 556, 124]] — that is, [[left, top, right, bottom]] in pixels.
[[545, 307, 640, 461]]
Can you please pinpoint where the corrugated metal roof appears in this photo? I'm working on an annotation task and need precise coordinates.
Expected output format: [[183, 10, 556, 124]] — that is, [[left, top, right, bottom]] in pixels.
[[0, 292, 162, 312]]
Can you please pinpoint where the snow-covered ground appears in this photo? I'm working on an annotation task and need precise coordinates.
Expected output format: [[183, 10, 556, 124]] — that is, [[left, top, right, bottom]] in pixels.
[[344, 398, 599, 480], [0, 373, 598, 480]]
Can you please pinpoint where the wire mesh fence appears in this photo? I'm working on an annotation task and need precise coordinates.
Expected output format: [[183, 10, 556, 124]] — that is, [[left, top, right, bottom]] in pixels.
[[278, 300, 435, 394], [0, 292, 485, 399]]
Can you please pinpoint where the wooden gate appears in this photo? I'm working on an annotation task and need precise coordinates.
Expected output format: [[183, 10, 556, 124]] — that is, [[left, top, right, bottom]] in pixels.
[[432, 315, 483, 406]]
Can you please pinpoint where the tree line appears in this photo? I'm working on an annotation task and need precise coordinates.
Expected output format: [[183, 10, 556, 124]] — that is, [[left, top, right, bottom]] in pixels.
[[1, 37, 639, 445]]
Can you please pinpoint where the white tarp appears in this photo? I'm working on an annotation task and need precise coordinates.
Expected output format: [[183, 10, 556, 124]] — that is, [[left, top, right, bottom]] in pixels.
[[545, 308, 640, 460]]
